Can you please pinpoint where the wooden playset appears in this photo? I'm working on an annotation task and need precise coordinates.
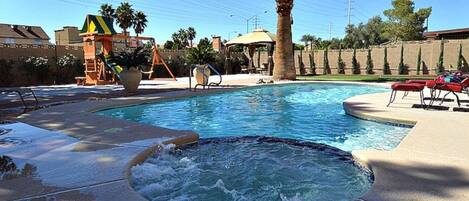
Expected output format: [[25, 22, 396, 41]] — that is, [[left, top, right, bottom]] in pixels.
[[77, 15, 176, 86]]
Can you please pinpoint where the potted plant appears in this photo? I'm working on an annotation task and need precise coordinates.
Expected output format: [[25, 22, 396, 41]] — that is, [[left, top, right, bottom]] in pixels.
[[110, 47, 151, 93]]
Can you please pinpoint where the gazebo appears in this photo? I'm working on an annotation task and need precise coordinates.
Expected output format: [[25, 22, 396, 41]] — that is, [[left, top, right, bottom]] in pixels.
[[226, 29, 276, 75]]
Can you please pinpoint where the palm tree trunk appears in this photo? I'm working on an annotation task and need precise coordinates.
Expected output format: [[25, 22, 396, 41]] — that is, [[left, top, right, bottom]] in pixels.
[[273, 0, 295, 80]]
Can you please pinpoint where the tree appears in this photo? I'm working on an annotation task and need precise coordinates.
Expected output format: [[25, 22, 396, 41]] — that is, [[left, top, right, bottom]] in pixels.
[[457, 43, 463, 71], [300, 34, 315, 50], [366, 49, 374, 74], [436, 40, 445, 74], [323, 48, 330, 75], [343, 16, 388, 49], [133, 11, 147, 36], [170, 29, 190, 49], [398, 45, 407, 74], [309, 52, 316, 75], [116, 2, 135, 34], [383, 47, 391, 75], [198, 37, 211, 49], [383, 0, 432, 41], [416, 47, 422, 75], [163, 40, 174, 49], [99, 4, 115, 20], [273, 0, 295, 80], [187, 27, 197, 48], [352, 48, 360, 74], [187, 41, 216, 65], [337, 47, 345, 74]]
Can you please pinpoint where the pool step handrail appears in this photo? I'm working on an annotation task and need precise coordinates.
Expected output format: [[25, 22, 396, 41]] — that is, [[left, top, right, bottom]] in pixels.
[[189, 64, 222, 91]]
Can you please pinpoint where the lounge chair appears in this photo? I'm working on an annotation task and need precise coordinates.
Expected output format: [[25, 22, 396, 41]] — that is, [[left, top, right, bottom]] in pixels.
[[0, 88, 38, 108], [387, 82, 426, 107], [426, 77, 469, 108]]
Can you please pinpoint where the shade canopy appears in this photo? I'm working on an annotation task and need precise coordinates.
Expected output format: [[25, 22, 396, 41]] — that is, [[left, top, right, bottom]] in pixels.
[[226, 29, 276, 46], [80, 15, 117, 36]]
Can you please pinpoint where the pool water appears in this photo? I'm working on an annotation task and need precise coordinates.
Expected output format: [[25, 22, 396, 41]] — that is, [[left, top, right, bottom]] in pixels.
[[131, 137, 373, 201], [98, 83, 411, 152]]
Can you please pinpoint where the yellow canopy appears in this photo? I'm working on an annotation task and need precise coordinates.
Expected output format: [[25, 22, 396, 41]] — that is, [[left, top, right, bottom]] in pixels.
[[226, 29, 276, 46]]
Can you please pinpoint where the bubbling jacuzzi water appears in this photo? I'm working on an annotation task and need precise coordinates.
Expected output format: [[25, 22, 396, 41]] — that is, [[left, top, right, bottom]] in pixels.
[[131, 137, 373, 201]]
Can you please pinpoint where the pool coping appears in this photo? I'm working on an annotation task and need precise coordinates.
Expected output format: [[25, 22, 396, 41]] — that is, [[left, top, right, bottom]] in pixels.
[[9, 79, 464, 200]]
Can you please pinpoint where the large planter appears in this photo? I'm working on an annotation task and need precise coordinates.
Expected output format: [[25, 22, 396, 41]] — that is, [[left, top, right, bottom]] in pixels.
[[119, 68, 142, 93], [193, 65, 211, 85]]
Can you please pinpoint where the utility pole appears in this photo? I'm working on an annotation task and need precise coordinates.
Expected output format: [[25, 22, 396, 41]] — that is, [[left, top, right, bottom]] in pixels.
[[254, 16, 259, 30], [347, 0, 352, 26]]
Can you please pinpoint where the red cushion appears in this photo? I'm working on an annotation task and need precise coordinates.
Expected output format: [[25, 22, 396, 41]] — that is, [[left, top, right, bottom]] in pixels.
[[392, 83, 425, 91], [442, 83, 464, 92], [406, 80, 431, 85], [427, 80, 464, 92]]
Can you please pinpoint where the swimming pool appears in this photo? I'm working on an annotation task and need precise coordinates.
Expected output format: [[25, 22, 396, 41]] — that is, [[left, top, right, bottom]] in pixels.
[[98, 83, 411, 152]]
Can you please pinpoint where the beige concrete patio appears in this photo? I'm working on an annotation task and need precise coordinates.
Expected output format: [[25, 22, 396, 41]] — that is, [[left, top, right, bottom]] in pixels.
[[344, 90, 469, 201]]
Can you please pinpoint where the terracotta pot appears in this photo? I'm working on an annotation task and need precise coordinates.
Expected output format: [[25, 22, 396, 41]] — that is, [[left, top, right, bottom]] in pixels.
[[120, 68, 142, 93], [193, 65, 211, 85]]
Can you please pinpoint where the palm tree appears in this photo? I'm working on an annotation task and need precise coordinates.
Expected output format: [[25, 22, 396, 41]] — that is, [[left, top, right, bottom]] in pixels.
[[99, 4, 115, 21], [186, 27, 197, 48], [273, 0, 295, 80], [133, 11, 147, 36], [116, 2, 134, 34], [300, 34, 315, 50]]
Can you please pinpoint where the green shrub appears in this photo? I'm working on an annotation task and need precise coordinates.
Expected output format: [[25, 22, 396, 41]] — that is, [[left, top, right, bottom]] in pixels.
[[366, 49, 374, 74], [457, 43, 463, 71], [436, 40, 445, 74], [309, 52, 316, 75], [383, 47, 391, 75], [23, 56, 49, 84], [398, 45, 407, 75], [323, 48, 330, 75], [0, 59, 13, 86], [187, 43, 215, 65], [416, 47, 422, 75], [352, 49, 360, 74], [337, 48, 345, 74]]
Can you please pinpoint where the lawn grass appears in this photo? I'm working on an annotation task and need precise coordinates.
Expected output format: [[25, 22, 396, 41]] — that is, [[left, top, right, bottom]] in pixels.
[[297, 75, 435, 82]]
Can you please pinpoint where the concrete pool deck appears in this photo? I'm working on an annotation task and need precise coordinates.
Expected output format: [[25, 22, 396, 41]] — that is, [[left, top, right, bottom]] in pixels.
[[344, 90, 469, 201], [1, 77, 468, 200]]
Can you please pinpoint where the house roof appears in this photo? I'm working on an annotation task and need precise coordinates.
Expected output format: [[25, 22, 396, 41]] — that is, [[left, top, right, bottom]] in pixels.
[[0, 23, 50, 40], [423, 28, 469, 38], [80, 15, 117, 35]]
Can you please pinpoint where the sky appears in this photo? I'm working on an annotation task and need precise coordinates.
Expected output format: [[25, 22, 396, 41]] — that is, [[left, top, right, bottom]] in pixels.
[[1, 0, 468, 45]]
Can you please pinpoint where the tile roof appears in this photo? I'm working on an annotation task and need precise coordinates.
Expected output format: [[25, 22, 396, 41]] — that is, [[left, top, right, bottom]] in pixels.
[[0, 23, 50, 40]]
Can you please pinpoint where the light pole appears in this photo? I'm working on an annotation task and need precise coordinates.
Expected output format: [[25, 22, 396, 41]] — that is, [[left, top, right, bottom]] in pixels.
[[228, 31, 238, 40], [230, 11, 268, 33]]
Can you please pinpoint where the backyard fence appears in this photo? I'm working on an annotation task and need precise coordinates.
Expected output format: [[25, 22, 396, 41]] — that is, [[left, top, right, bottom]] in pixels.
[[251, 39, 469, 75]]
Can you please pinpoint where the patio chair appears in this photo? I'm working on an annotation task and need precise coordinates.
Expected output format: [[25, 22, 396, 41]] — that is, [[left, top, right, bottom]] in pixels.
[[426, 77, 469, 108], [0, 88, 38, 108]]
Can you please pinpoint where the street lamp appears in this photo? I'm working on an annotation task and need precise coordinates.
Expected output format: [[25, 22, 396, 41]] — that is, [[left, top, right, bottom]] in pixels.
[[230, 11, 268, 34], [228, 31, 238, 40]]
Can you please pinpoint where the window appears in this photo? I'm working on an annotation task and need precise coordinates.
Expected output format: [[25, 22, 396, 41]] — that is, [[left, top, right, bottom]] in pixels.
[[34, 39, 42, 45], [4, 38, 15, 44]]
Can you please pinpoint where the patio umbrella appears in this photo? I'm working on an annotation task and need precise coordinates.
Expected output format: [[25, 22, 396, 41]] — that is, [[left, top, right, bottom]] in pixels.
[[226, 29, 276, 46], [226, 29, 276, 75]]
